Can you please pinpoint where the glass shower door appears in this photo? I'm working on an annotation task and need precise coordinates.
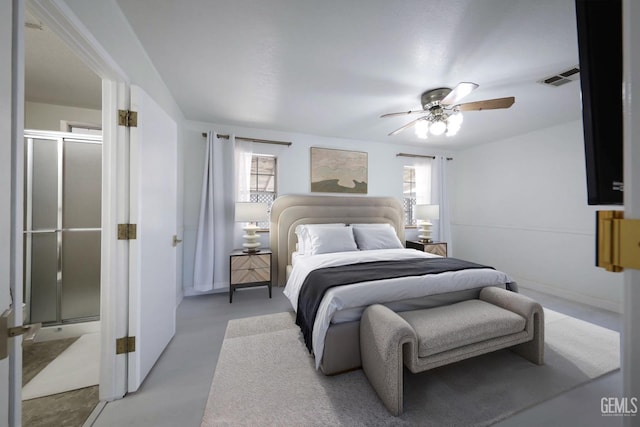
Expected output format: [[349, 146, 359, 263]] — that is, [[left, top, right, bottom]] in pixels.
[[24, 132, 102, 325], [61, 139, 101, 321], [24, 136, 60, 324]]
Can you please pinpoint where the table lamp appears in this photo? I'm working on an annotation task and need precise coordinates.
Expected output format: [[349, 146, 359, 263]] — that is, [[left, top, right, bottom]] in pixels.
[[235, 202, 269, 253], [415, 204, 439, 243]]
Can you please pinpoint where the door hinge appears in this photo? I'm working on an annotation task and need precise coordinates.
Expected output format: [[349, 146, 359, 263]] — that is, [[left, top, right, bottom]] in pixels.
[[118, 109, 138, 127], [117, 223, 137, 240], [596, 210, 640, 272], [116, 336, 136, 354]]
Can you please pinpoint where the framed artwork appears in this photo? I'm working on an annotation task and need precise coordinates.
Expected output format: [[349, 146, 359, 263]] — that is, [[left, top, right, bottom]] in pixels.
[[310, 147, 368, 194]]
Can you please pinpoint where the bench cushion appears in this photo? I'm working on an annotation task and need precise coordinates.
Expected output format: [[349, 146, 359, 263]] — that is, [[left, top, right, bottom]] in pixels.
[[398, 300, 526, 358]]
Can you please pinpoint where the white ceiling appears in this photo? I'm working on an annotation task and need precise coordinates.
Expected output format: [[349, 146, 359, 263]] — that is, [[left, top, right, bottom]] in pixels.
[[24, 10, 102, 110], [26, 0, 583, 149]]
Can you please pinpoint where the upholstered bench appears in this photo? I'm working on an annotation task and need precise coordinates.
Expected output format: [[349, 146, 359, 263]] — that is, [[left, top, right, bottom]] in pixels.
[[360, 287, 544, 416]]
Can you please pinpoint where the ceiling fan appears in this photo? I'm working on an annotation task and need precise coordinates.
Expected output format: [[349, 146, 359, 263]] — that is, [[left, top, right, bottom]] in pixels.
[[380, 82, 515, 138]]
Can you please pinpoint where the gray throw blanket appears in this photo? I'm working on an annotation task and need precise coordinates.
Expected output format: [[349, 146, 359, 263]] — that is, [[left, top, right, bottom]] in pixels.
[[295, 257, 510, 353]]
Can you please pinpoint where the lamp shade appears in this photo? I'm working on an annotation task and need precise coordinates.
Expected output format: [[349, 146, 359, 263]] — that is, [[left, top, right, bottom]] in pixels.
[[415, 204, 439, 220], [235, 202, 269, 222]]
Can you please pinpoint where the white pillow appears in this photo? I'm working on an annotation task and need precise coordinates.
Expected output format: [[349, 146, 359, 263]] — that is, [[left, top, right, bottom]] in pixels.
[[306, 226, 358, 255], [294, 225, 307, 254], [350, 223, 393, 229], [352, 226, 403, 250], [295, 223, 345, 255]]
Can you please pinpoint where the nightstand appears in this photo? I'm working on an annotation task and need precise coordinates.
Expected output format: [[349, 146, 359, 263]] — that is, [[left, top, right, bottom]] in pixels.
[[229, 249, 272, 303], [406, 240, 447, 257]]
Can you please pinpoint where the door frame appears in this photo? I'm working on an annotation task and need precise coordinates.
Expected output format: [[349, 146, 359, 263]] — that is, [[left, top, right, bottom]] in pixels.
[[28, 0, 131, 401], [622, 0, 640, 416], [4, 1, 25, 425]]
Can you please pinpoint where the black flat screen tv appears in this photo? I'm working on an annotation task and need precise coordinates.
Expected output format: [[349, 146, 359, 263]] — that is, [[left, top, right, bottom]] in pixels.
[[575, 0, 624, 205]]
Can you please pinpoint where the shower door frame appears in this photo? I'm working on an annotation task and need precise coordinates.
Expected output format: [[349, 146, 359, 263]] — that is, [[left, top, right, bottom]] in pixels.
[[23, 129, 102, 326]]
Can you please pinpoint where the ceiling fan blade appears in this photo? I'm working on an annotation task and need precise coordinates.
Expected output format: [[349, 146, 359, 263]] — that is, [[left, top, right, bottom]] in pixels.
[[380, 109, 428, 118], [441, 82, 479, 105], [456, 96, 515, 112], [388, 117, 424, 136]]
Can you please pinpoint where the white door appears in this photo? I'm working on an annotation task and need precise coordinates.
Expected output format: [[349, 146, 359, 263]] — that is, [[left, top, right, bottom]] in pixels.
[[127, 85, 178, 391], [0, 72, 15, 423], [2, 1, 23, 425], [0, 17, 12, 415]]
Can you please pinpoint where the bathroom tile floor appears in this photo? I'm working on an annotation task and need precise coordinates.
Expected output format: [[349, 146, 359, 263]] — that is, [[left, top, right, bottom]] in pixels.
[[22, 337, 100, 427]]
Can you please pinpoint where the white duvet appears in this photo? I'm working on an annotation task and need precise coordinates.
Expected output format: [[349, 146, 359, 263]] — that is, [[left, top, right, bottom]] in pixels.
[[283, 248, 514, 369]]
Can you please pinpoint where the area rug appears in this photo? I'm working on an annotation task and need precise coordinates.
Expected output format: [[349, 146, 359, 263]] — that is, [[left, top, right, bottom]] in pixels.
[[201, 309, 620, 426], [22, 333, 100, 400]]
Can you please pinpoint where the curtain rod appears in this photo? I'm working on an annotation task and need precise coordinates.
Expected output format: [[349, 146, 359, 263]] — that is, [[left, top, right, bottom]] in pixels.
[[201, 132, 292, 147], [396, 152, 453, 160]]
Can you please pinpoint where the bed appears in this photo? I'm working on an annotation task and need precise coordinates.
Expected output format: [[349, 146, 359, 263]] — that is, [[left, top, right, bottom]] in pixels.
[[270, 194, 516, 375]]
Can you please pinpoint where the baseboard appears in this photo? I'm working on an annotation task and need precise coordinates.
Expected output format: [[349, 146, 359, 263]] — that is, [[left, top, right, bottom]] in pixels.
[[35, 321, 101, 342], [183, 285, 277, 298], [517, 280, 622, 314], [183, 287, 226, 297]]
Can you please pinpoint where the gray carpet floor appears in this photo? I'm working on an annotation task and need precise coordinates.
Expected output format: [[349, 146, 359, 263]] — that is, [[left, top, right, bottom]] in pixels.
[[89, 286, 623, 427]]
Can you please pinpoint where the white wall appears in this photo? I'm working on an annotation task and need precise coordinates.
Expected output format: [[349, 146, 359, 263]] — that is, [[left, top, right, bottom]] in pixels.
[[25, 101, 101, 131], [182, 121, 453, 295], [62, 0, 184, 122], [453, 120, 623, 312]]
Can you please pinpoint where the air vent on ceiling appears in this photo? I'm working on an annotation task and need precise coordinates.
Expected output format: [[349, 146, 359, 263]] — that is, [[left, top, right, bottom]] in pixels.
[[538, 66, 580, 87]]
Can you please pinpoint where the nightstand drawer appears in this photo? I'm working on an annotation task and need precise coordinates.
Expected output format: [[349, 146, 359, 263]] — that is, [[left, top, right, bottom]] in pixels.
[[406, 240, 447, 257], [231, 267, 270, 284], [230, 254, 270, 271], [425, 243, 447, 257]]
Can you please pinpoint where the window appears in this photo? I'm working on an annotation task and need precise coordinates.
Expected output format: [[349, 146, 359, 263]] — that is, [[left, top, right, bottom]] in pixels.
[[403, 166, 417, 226], [249, 154, 277, 229], [403, 162, 432, 227]]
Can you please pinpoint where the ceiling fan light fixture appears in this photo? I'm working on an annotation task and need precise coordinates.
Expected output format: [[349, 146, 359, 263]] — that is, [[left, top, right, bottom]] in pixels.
[[414, 119, 429, 139], [449, 110, 463, 127], [429, 120, 447, 136], [445, 124, 459, 137], [381, 82, 515, 139], [445, 110, 463, 136]]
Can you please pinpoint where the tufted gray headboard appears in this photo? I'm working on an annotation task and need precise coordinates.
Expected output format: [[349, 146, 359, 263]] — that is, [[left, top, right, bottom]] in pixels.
[[269, 194, 405, 286]]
